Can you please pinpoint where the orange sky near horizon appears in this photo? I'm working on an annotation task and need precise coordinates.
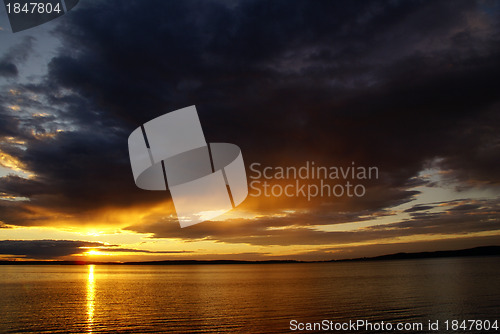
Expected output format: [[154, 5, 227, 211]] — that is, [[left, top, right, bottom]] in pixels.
[[1, 0, 500, 261]]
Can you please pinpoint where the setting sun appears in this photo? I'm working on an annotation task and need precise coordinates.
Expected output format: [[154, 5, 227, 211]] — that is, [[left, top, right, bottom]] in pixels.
[[85, 249, 110, 256]]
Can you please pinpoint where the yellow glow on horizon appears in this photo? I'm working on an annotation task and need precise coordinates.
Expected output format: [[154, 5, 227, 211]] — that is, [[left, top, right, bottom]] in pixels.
[[0, 198, 176, 233], [85, 249, 113, 256]]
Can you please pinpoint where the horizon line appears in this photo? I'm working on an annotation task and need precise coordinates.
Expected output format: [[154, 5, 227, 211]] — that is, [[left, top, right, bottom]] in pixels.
[[1, 245, 499, 265]]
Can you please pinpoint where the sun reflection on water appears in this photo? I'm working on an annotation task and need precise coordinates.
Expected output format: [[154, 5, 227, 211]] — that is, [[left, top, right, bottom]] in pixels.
[[86, 265, 95, 333]]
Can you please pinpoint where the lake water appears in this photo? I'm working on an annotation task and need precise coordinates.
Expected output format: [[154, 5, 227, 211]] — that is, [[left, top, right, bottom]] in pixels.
[[1, 257, 499, 333]]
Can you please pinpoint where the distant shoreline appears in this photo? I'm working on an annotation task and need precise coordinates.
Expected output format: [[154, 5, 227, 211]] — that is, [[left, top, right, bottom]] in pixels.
[[1, 245, 499, 265]]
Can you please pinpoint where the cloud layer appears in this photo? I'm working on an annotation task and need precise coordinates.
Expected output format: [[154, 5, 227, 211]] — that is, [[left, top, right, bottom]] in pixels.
[[0, 239, 189, 259], [0, 0, 499, 252]]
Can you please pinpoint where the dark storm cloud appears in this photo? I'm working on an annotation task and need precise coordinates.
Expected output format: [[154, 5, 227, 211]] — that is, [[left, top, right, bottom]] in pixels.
[[0, 62, 17, 77], [0, 239, 103, 258], [45, 0, 500, 178], [0, 108, 20, 137], [0, 0, 499, 242], [0, 239, 190, 259]]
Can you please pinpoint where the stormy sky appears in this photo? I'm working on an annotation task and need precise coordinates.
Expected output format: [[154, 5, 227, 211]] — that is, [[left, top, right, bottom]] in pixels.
[[0, 0, 499, 260]]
